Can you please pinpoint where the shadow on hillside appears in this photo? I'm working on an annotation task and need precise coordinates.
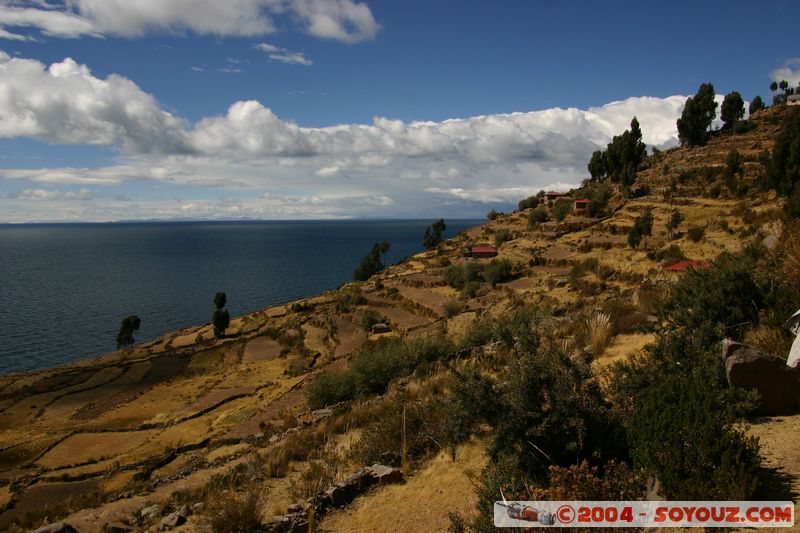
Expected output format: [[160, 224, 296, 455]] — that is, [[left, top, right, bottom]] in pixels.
[[755, 465, 799, 501]]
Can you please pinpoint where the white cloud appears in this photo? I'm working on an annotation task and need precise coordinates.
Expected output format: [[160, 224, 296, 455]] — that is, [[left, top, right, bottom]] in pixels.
[[0, 53, 189, 153], [288, 0, 380, 43], [771, 58, 800, 88], [255, 42, 312, 66], [0, 0, 380, 43], [0, 54, 705, 221]]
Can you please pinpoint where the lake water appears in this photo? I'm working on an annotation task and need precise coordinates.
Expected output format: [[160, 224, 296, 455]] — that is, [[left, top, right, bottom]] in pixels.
[[0, 219, 479, 374]]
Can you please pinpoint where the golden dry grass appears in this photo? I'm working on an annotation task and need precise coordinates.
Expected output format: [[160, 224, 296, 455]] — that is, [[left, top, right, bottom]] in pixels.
[[36, 430, 158, 469], [319, 440, 486, 533], [592, 333, 656, 370]]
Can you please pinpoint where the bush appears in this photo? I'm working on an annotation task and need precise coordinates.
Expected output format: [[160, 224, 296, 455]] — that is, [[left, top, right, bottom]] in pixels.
[[360, 311, 385, 332], [528, 206, 549, 225], [663, 256, 763, 343], [306, 370, 357, 409], [487, 209, 501, 221], [686, 226, 705, 242], [552, 199, 572, 221], [480, 258, 513, 286], [443, 298, 461, 318], [203, 485, 264, 533], [628, 375, 760, 499], [335, 290, 366, 312], [444, 262, 482, 289], [494, 228, 511, 247]]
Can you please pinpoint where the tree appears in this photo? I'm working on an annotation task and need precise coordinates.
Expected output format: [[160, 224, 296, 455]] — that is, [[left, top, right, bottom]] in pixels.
[[353, 241, 391, 281], [770, 81, 778, 93], [213, 291, 230, 338], [666, 209, 683, 239], [749, 95, 764, 115], [768, 107, 800, 196], [779, 80, 789, 92], [552, 199, 572, 221], [116, 315, 141, 349], [486, 209, 500, 221], [591, 117, 647, 183], [720, 91, 744, 129], [587, 150, 607, 181], [422, 219, 446, 250], [677, 83, 718, 147], [627, 208, 654, 249], [528, 206, 549, 226]]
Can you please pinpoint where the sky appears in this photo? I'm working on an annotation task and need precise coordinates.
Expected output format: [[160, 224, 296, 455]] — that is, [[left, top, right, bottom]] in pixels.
[[0, 0, 799, 222]]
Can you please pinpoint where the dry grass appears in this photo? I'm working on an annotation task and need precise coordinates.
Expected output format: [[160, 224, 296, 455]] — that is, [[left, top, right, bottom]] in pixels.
[[586, 312, 612, 357], [318, 440, 486, 533], [203, 483, 266, 533]]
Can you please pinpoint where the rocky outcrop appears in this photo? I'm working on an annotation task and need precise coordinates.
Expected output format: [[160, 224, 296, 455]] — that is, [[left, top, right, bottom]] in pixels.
[[722, 339, 800, 414], [309, 463, 404, 515], [264, 463, 404, 531], [158, 504, 189, 530]]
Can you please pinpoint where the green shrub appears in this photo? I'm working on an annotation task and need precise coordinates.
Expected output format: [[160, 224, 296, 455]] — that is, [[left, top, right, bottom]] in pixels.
[[480, 258, 513, 286], [552, 199, 572, 221], [360, 311, 385, 332], [443, 298, 461, 318], [306, 370, 357, 409], [336, 290, 366, 312], [686, 226, 705, 242], [494, 228, 511, 247], [663, 256, 762, 343], [444, 262, 483, 289], [628, 375, 760, 499], [487, 209, 501, 221], [528, 206, 549, 225]]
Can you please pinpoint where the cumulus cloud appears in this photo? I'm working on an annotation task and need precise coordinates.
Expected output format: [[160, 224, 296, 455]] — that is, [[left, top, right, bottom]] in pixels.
[[255, 42, 312, 66], [0, 0, 380, 43], [771, 58, 800, 87], [0, 53, 705, 221], [0, 53, 189, 153]]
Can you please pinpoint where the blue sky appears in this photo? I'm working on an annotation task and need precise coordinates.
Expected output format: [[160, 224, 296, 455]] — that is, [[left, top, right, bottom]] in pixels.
[[0, 0, 798, 222]]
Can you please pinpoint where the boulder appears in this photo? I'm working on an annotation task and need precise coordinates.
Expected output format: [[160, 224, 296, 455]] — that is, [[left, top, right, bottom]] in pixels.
[[158, 505, 189, 530], [722, 340, 800, 414], [31, 524, 78, 533], [139, 503, 162, 522]]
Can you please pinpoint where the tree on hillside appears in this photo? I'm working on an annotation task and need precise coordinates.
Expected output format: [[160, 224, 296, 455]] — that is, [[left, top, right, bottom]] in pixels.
[[627, 208, 654, 249], [770, 81, 778, 94], [587, 117, 647, 185], [116, 315, 141, 349], [677, 83, 717, 147], [779, 80, 789, 92], [666, 209, 684, 240], [749, 95, 764, 115], [354, 241, 391, 281], [212, 291, 230, 338], [552, 199, 572, 221], [423, 219, 446, 250], [768, 107, 800, 196], [588, 150, 607, 181], [720, 91, 745, 129]]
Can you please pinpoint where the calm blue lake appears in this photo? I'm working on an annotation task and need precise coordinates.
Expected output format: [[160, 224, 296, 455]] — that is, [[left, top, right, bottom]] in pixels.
[[0, 219, 479, 374]]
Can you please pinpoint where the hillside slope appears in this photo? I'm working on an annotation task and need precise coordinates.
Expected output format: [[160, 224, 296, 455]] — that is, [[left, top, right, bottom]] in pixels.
[[0, 105, 797, 532]]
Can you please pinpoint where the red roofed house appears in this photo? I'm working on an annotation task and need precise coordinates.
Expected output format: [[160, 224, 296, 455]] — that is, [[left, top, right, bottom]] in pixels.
[[574, 199, 590, 212], [466, 245, 498, 259], [663, 260, 712, 271]]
